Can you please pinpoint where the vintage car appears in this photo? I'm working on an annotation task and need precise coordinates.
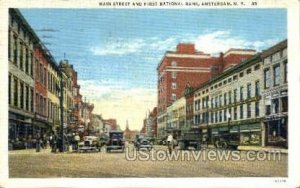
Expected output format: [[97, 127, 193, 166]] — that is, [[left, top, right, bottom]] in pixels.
[[106, 131, 125, 153], [135, 138, 152, 151], [78, 136, 101, 152]]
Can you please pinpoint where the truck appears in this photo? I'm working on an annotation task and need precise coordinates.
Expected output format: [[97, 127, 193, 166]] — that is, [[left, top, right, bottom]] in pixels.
[[177, 131, 202, 150]]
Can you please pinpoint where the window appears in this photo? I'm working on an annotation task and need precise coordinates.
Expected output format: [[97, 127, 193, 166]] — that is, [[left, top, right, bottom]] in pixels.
[[206, 96, 209, 108], [218, 82, 222, 87], [44, 68, 47, 86], [233, 75, 238, 81], [8, 75, 11, 105], [171, 93, 176, 101], [211, 112, 214, 123], [266, 105, 271, 115], [240, 105, 244, 119], [172, 72, 177, 79], [282, 96, 288, 112], [255, 101, 259, 117], [239, 72, 244, 78], [247, 83, 251, 99], [219, 95, 222, 107], [40, 63, 43, 83], [223, 80, 227, 85], [20, 82, 24, 109], [272, 98, 279, 114], [215, 97, 218, 107], [13, 36, 18, 64], [25, 48, 29, 74], [172, 82, 176, 89], [264, 69, 271, 89], [228, 78, 232, 83], [215, 112, 218, 123], [13, 78, 18, 106], [234, 89, 237, 103], [240, 86, 244, 101], [211, 98, 214, 108], [234, 107, 237, 120], [246, 68, 252, 74], [255, 81, 260, 96], [284, 60, 287, 83], [229, 91, 232, 104], [228, 108, 232, 120], [254, 64, 260, 70], [30, 53, 33, 76], [273, 64, 280, 86], [19, 43, 23, 70], [25, 86, 29, 111], [30, 89, 33, 112], [224, 93, 227, 105], [224, 109, 227, 121], [219, 111, 222, 122], [171, 61, 177, 67], [247, 103, 251, 118]]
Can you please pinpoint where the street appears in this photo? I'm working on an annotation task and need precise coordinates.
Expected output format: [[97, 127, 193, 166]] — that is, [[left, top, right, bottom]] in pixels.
[[9, 144, 287, 178]]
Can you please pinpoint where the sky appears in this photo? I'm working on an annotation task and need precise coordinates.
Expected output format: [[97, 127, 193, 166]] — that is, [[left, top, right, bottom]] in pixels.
[[20, 8, 287, 131]]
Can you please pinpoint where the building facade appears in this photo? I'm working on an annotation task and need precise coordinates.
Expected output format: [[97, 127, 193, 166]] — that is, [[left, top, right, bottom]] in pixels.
[[261, 40, 288, 148], [8, 9, 37, 142]]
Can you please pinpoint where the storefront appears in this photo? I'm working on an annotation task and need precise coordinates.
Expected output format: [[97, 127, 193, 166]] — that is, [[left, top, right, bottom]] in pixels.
[[265, 116, 288, 148]]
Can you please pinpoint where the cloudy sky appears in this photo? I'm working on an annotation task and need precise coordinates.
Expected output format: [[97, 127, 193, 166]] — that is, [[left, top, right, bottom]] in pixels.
[[20, 9, 287, 130]]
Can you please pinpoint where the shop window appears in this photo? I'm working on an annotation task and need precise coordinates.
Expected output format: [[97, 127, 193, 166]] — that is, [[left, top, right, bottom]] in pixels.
[[282, 97, 288, 112], [273, 64, 280, 86], [272, 98, 279, 114]]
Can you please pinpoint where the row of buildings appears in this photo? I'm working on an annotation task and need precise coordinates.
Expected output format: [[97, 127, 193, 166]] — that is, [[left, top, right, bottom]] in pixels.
[[156, 40, 288, 148], [8, 9, 119, 145]]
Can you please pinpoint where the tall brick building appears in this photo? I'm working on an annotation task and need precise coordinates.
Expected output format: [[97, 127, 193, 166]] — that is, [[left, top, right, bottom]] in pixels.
[[157, 43, 256, 138]]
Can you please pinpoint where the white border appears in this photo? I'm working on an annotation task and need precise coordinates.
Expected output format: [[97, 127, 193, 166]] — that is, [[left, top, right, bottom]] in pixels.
[[0, 0, 299, 188]]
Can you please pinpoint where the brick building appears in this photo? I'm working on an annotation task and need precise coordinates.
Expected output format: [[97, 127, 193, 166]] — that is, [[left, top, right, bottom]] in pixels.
[[33, 43, 50, 137], [157, 43, 256, 139]]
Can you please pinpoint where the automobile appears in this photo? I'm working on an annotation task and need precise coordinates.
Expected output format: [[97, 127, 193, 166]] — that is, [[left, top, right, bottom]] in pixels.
[[135, 138, 152, 151], [106, 131, 125, 153], [78, 136, 101, 152]]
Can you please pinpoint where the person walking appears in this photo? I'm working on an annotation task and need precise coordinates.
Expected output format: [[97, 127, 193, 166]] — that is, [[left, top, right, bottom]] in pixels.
[[167, 133, 173, 154], [74, 133, 80, 151]]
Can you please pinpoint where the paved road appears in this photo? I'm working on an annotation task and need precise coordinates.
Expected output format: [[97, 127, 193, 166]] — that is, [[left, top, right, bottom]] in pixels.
[[9, 144, 287, 178]]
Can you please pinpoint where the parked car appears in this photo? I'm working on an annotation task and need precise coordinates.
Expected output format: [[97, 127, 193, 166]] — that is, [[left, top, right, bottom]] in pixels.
[[106, 131, 125, 153], [78, 136, 101, 152], [135, 138, 152, 151]]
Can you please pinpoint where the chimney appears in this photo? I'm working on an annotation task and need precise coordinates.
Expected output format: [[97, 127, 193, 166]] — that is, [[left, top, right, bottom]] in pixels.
[[176, 43, 195, 54]]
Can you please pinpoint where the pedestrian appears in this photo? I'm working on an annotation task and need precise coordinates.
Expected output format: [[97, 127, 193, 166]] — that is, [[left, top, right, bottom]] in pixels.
[[74, 133, 80, 151], [167, 133, 173, 154]]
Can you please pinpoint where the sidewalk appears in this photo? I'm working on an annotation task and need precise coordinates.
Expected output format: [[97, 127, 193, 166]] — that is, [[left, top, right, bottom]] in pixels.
[[237, 145, 288, 154]]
